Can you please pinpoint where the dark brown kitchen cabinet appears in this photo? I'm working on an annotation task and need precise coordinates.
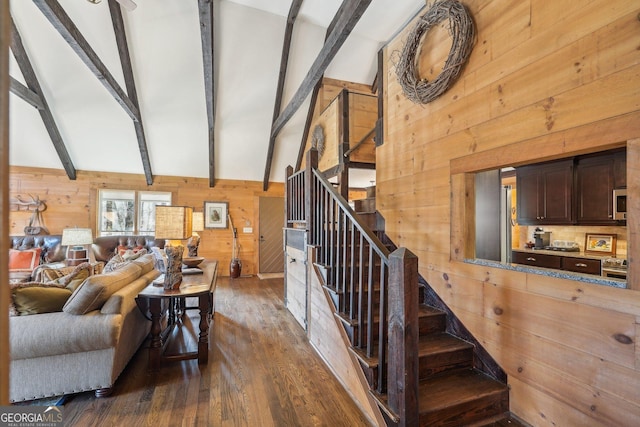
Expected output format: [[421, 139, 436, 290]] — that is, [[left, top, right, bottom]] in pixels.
[[613, 149, 627, 188], [512, 251, 562, 269], [512, 251, 602, 276], [561, 256, 601, 275], [576, 154, 616, 225], [516, 159, 573, 225]]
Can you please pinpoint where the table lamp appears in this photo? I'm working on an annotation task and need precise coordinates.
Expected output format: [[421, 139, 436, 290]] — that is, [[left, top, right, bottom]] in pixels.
[[155, 206, 192, 290], [61, 227, 93, 266]]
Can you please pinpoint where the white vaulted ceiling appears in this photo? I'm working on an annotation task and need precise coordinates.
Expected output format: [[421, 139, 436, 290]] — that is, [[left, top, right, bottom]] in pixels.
[[8, 0, 424, 186]]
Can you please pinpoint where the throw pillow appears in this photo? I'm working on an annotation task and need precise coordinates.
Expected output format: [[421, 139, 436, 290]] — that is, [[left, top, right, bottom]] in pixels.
[[9, 248, 42, 271], [63, 262, 142, 315], [50, 262, 92, 292], [103, 254, 127, 273], [122, 247, 147, 261], [9, 281, 71, 316]]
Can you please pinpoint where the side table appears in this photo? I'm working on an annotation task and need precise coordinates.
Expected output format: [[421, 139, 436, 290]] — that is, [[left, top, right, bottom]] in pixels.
[[136, 260, 218, 371]]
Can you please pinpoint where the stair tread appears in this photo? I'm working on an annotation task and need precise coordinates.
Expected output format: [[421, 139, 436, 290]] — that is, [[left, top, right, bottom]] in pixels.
[[419, 332, 474, 354], [420, 304, 445, 316], [418, 369, 508, 413]]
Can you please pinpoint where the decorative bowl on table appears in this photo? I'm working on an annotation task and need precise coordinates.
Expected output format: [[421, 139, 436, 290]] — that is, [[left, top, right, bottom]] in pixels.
[[182, 256, 204, 268]]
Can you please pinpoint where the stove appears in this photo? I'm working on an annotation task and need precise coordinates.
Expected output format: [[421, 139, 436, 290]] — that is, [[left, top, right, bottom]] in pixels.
[[543, 246, 580, 252], [602, 258, 627, 280]]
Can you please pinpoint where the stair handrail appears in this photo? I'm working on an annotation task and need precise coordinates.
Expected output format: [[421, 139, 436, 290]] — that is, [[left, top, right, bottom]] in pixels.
[[288, 147, 419, 424]]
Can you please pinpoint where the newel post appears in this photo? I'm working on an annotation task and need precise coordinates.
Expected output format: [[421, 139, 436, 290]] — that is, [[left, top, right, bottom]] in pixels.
[[305, 148, 319, 237], [387, 247, 419, 426]]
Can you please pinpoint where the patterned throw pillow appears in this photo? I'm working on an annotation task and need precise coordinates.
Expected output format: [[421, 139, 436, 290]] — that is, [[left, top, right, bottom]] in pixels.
[[103, 254, 127, 273]]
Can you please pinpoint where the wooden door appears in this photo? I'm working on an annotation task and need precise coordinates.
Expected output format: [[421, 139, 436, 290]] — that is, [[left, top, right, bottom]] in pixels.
[[259, 197, 284, 274]]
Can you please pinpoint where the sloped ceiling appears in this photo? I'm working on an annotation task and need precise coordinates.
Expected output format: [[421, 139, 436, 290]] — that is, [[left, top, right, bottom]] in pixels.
[[8, 0, 423, 186]]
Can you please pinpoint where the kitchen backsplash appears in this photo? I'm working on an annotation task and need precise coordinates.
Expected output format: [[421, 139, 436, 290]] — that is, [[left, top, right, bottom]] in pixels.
[[518, 225, 627, 259]]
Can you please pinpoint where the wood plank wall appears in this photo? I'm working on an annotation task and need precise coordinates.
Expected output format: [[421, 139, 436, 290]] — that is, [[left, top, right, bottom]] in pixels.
[[8, 166, 283, 276], [348, 93, 377, 164], [300, 78, 374, 170], [379, 1, 640, 425]]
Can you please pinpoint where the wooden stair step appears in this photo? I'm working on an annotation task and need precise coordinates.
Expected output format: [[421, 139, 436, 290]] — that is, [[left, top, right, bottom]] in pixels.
[[419, 304, 447, 335], [419, 333, 474, 378], [418, 369, 509, 427]]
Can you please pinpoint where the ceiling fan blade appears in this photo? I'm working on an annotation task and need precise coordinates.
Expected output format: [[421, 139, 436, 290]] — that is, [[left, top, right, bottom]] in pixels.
[[115, 0, 137, 11]]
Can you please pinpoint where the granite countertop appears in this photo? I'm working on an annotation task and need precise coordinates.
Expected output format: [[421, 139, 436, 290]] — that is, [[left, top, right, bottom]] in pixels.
[[465, 257, 627, 289], [512, 247, 612, 261]]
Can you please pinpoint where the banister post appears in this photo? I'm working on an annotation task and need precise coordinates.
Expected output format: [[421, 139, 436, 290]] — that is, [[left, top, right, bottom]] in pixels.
[[285, 165, 293, 227], [305, 148, 318, 236], [388, 247, 419, 426]]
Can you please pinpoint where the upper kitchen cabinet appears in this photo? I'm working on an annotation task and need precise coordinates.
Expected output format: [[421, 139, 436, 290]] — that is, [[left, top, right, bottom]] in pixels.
[[516, 159, 574, 225], [613, 149, 627, 188], [576, 153, 616, 225]]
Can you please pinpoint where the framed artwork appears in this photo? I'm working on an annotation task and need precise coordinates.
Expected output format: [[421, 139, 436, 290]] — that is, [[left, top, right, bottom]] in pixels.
[[204, 201, 228, 229], [584, 233, 616, 256]]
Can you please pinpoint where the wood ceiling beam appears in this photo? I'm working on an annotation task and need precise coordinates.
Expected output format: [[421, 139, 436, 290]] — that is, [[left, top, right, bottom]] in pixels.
[[266, 0, 372, 187], [198, 0, 216, 187], [262, 0, 304, 191], [10, 16, 76, 180], [294, 0, 356, 171], [33, 0, 140, 122], [108, 0, 153, 185], [9, 76, 44, 110]]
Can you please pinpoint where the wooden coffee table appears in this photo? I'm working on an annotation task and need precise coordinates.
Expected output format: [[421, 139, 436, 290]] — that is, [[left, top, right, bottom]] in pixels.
[[136, 260, 218, 371]]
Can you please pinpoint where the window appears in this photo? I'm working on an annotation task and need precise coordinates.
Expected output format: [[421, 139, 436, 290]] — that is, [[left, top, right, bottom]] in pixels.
[[98, 190, 171, 236]]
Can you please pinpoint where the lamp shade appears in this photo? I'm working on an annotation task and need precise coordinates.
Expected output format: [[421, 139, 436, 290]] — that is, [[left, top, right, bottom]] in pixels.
[[155, 206, 193, 240], [61, 228, 93, 249], [192, 212, 204, 232]]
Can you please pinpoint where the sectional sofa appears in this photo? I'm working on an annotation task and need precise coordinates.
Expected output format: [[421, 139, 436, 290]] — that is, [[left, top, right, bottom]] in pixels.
[[7, 235, 165, 402]]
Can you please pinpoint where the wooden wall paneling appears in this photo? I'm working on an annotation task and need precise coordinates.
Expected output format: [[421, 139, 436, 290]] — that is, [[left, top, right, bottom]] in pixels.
[[484, 338, 640, 425], [348, 93, 376, 164], [380, 0, 640, 424], [316, 99, 340, 172], [466, 306, 640, 408], [8, 167, 284, 276], [450, 113, 636, 174], [483, 283, 636, 368], [508, 376, 599, 427]]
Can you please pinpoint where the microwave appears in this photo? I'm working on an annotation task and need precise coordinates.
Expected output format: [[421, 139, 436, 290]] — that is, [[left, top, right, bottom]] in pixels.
[[613, 188, 627, 220]]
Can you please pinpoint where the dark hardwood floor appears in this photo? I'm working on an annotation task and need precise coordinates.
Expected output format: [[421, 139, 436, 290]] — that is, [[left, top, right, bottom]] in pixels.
[[62, 275, 373, 426]]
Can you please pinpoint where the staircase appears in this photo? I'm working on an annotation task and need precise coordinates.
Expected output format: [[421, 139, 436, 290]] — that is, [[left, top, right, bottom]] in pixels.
[[327, 280, 509, 426], [286, 150, 510, 426]]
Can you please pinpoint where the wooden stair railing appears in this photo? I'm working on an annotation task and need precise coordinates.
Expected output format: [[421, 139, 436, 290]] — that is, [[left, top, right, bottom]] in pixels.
[[286, 148, 510, 426], [287, 148, 420, 423]]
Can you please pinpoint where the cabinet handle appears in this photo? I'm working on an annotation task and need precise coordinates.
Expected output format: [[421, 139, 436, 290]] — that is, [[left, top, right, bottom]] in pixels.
[[526, 257, 536, 261], [575, 263, 588, 268]]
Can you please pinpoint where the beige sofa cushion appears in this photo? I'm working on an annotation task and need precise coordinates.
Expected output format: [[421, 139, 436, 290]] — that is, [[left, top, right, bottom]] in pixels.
[[10, 311, 121, 359], [63, 263, 142, 315], [130, 253, 156, 276]]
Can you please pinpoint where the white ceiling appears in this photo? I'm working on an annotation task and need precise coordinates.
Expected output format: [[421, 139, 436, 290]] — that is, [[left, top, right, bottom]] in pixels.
[[8, 0, 423, 187]]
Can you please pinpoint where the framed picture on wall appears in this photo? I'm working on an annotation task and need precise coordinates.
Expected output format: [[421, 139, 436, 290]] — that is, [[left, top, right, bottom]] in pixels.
[[584, 233, 616, 256], [204, 201, 228, 229]]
